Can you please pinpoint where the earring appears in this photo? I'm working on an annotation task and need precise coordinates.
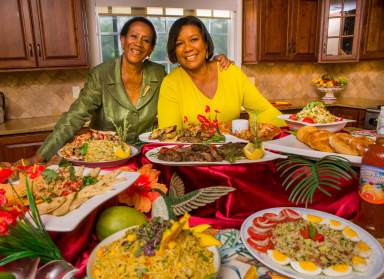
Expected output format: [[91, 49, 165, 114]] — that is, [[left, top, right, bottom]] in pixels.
[[205, 52, 209, 60]]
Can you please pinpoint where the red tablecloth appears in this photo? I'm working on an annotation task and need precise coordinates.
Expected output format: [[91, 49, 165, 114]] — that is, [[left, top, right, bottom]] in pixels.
[[52, 142, 360, 277]]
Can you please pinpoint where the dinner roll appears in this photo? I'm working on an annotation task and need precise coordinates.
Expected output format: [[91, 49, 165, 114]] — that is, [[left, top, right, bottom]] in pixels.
[[307, 130, 334, 152], [329, 133, 360, 156], [297, 126, 318, 143]]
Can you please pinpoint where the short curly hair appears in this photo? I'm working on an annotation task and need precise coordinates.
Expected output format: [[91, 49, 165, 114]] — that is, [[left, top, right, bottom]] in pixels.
[[167, 16, 214, 64], [120, 17, 157, 47]]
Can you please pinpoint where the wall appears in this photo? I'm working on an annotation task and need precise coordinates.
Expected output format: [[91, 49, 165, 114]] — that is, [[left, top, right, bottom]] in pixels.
[[0, 69, 87, 120], [1, 60, 383, 120], [242, 60, 384, 101]]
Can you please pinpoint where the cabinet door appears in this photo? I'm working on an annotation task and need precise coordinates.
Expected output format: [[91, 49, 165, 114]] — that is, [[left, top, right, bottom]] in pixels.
[[258, 0, 290, 61], [360, 0, 384, 60], [0, 132, 50, 162], [30, 0, 88, 67], [242, 0, 258, 63], [0, 0, 37, 69], [290, 0, 321, 61], [319, 0, 363, 62]]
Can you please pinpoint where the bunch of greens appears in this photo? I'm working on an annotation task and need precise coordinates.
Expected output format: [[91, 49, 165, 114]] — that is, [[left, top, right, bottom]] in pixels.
[[0, 179, 62, 265]]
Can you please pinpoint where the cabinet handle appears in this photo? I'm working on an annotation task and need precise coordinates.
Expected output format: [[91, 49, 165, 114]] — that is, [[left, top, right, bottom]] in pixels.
[[28, 44, 33, 57], [292, 42, 296, 54], [323, 41, 327, 54], [288, 41, 292, 53], [37, 44, 42, 57]]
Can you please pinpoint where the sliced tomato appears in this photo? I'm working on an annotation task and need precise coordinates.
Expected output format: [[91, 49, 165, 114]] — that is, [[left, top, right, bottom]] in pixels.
[[263, 212, 286, 223], [281, 208, 301, 220], [249, 224, 272, 234], [289, 114, 297, 120], [252, 216, 276, 228], [301, 117, 314, 123], [248, 226, 271, 240], [247, 237, 273, 253], [313, 233, 324, 242]]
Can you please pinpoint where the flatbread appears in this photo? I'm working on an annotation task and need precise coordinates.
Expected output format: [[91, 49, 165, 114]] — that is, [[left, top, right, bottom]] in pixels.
[[51, 192, 77, 216], [37, 197, 67, 214]]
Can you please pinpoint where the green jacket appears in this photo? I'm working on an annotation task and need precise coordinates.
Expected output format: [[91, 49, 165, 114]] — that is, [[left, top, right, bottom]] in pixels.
[[38, 57, 166, 160]]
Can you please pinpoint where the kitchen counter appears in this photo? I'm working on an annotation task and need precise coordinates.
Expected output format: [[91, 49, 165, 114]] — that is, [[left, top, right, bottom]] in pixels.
[[1, 97, 383, 136], [270, 97, 383, 111], [0, 115, 61, 136]]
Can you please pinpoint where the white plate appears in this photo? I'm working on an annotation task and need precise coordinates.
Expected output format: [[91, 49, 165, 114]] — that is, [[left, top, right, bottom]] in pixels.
[[145, 144, 287, 166], [240, 207, 384, 279], [39, 166, 140, 232], [263, 135, 361, 165], [86, 227, 221, 279], [139, 131, 247, 144], [58, 145, 140, 168], [278, 114, 355, 132]]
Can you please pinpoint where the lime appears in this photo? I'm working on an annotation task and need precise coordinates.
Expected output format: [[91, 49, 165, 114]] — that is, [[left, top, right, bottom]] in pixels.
[[243, 142, 264, 160], [95, 206, 147, 240]]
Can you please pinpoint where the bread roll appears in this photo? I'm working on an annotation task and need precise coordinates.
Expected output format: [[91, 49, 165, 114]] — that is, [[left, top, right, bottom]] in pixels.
[[307, 130, 334, 152], [329, 133, 360, 156], [349, 136, 374, 156], [297, 126, 318, 143]]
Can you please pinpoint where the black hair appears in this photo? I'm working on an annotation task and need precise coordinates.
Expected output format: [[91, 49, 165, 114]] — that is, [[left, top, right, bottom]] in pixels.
[[120, 17, 157, 47], [167, 16, 214, 64]]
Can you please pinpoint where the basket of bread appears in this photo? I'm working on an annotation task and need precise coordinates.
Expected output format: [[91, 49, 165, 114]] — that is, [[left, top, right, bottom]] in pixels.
[[297, 126, 374, 156]]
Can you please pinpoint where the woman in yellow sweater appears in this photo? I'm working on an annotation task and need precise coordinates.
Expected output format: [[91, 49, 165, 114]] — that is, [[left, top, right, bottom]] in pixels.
[[158, 16, 285, 129]]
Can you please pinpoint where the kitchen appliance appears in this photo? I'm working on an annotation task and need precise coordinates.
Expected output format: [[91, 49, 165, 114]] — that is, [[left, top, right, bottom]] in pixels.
[[0, 92, 5, 124], [364, 106, 381, 130]]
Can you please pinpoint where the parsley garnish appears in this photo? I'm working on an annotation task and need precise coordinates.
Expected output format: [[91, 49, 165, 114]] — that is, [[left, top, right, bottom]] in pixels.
[[82, 175, 98, 187], [68, 166, 77, 182], [79, 143, 89, 156], [42, 169, 59, 184]]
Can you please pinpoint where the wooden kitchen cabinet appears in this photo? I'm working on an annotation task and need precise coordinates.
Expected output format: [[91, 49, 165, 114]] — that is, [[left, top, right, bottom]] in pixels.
[[318, 0, 363, 62], [326, 107, 365, 127], [243, 0, 321, 63], [0, 132, 50, 162], [0, 0, 88, 70], [360, 0, 384, 60]]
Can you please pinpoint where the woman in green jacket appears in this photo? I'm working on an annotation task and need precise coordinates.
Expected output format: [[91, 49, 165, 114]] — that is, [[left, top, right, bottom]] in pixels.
[[28, 17, 230, 163]]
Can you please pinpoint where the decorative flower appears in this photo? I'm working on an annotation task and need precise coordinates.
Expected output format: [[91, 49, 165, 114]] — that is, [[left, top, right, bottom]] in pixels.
[[183, 116, 189, 124], [205, 105, 211, 113], [118, 164, 168, 213]]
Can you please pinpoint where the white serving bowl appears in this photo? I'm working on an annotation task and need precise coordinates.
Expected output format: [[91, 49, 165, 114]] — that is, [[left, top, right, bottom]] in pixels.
[[278, 114, 355, 132], [87, 227, 221, 279]]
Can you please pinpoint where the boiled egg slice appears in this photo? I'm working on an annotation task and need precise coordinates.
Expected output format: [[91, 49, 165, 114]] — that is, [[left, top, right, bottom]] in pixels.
[[323, 264, 352, 276], [267, 249, 290, 265], [328, 220, 345, 231], [352, 255, 368, 272], [302, 214, 328, 225], [342, 227, 360, 242], [290, 261, 322, 275], [355, 241, 372, 258]]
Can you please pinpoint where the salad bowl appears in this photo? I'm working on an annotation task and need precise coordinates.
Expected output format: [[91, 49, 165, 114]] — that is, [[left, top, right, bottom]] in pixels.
[[278, 114, 354, 132]]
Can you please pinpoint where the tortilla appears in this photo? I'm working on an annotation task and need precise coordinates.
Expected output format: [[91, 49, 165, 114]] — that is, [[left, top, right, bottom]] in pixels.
[[51, 192, 76, 216], [37, 197, 67, 214]]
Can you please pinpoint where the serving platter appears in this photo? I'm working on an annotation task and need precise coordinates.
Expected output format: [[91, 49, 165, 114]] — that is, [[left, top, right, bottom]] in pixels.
[[86, 227, 221, 279], [57, 145, 140, 168], [278, 114, 355, 133], [240, 207, 384, 279], [139, 131, 247, 144], [145, 144, 287, 166], [39, 166, 140, 232], [263, 135, 361, 165]]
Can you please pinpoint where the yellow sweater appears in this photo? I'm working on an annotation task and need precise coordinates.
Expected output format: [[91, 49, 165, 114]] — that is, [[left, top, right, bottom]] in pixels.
[[158, 64, 285, 128]]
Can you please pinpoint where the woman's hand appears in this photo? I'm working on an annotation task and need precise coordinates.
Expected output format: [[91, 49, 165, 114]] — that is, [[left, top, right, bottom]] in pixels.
[[16, 153, 44, 166], [213, 54, 234, 70]]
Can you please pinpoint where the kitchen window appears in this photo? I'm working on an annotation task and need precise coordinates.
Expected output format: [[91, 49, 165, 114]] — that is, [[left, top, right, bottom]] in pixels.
[[96, 7, 233, 73]]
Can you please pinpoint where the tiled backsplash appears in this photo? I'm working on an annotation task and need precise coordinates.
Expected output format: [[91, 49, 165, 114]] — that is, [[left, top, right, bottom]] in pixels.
[[242, 60, 384, 101], [0, 61, 383, 120], [0, 69, 87, 120]]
